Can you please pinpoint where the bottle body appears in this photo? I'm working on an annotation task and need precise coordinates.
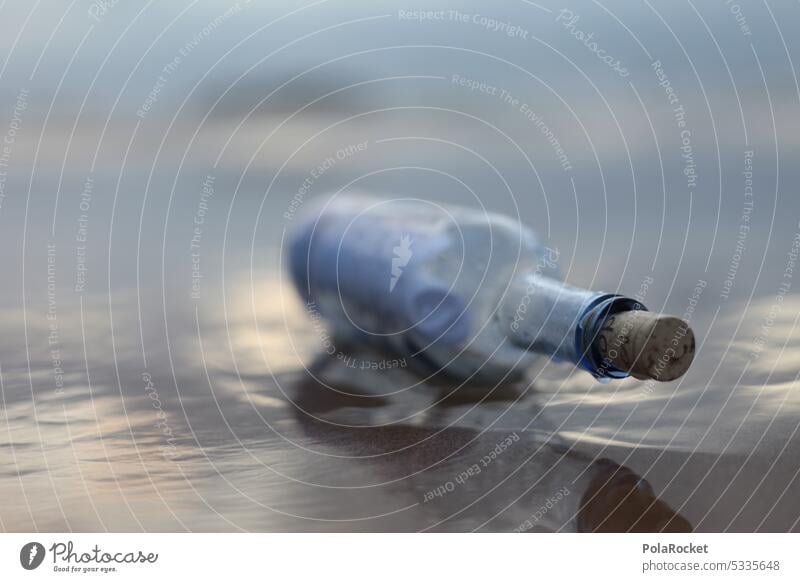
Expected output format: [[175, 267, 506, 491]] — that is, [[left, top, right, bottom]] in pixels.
[[287, 195, 642, 382]]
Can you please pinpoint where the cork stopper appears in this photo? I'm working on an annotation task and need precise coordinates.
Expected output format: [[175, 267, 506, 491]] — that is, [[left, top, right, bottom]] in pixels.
[[593, 310, 695, 381]]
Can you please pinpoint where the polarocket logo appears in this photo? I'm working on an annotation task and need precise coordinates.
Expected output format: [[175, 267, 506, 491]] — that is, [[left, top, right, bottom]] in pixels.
[[20, 542, 46, 570], [390, 234, 413, 292]]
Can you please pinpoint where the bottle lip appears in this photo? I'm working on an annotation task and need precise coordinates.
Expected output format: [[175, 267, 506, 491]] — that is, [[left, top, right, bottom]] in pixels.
[[575, 294, 648, 379]]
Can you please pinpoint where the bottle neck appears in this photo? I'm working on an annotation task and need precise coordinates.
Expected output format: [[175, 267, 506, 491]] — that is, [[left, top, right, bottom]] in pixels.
[[497, 272, 645, 378]]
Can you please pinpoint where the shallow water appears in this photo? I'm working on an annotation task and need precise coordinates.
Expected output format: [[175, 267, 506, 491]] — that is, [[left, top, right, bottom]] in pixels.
[[1, 270, 799, 532], [1, 0, 800, 532]]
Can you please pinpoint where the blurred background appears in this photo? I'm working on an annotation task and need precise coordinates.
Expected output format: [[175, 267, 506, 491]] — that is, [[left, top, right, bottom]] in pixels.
[[1, 0, 799, 531]]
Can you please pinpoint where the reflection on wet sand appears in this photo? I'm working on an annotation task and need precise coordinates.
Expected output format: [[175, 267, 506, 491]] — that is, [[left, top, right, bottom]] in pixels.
[[291, 356, 691, 532], [1, 281, 799, 531]]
